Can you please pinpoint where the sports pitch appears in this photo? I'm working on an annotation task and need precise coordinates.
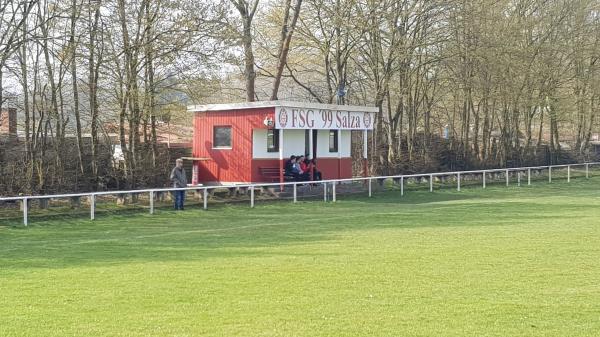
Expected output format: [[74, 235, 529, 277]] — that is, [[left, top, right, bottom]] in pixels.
[[1, 178, 600, 336]]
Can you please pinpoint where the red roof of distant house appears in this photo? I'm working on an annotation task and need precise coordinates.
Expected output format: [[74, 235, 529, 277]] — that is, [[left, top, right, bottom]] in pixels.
[[102, 121, 192, 147]]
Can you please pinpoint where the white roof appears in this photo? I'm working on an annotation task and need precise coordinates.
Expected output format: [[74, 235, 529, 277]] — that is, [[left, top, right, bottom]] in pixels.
[[187, 100, 379, 113]]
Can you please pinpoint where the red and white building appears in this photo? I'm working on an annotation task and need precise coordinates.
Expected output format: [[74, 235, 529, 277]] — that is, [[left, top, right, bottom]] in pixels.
[[188, 101, 377, 185]]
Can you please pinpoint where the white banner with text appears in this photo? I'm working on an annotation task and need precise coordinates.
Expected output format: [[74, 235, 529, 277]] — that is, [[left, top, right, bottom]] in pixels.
[[274, 107, 374, 130]]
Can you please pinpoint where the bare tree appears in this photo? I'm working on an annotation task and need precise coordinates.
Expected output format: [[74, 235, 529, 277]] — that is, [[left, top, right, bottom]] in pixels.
[[271, 0, 303, 100], [0, 0, 38, 112], [69, 0, 84, 174], [229, 0, 260, 101]]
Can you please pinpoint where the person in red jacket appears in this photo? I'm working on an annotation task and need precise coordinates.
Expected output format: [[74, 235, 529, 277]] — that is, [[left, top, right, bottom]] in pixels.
[[302, 156, 322, 181], [299, 155, 309, 175]]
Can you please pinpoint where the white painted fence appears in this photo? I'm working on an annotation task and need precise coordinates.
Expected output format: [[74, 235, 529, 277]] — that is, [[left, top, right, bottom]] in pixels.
[[0, 162, 597, 226]]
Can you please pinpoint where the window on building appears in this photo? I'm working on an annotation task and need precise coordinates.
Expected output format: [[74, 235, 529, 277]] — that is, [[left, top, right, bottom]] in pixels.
[[329, 130, 338, 152], [213, 126, 232, 148], [267, 129, 280, 152]]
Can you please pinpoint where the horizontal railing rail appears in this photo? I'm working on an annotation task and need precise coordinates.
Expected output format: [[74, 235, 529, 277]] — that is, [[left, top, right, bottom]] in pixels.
[[1, 162, 597, 226]]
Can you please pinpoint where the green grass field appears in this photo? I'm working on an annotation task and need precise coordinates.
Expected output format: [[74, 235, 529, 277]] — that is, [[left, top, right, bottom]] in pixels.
[[2, 178, 600, 336]]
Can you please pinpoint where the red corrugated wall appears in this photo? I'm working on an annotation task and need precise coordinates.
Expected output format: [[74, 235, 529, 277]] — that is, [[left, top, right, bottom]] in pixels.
[[315, 158, 353, 180], [193, 107, 274, 183]]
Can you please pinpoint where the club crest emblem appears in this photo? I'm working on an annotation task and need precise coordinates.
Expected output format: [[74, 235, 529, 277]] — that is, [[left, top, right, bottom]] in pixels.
[[363, 113, 372, 128], [279, 108, 288, 128]]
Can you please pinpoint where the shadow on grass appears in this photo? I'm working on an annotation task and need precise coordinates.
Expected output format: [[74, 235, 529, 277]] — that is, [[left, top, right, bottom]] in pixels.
[[1, 178, 598, 271]]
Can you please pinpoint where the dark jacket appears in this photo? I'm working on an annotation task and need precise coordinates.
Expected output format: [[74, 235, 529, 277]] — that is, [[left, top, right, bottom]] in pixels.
[[170, 166, 187, 188], [284, 160, 294, 175]]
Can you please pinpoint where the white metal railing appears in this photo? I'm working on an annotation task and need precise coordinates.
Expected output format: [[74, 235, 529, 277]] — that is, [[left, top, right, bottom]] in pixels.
[[0, 162, 597, 226]]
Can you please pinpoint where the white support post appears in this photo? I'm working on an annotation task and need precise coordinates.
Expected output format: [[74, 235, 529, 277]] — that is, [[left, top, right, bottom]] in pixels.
[[363, 130, 368, 178], [430, 174, 433, 192], [368, 178, 372, 197], [90, 194, 96, 220], [528, 168, 531, 186], [293, 183, 297, 203], [457, 173, 461, 191], [149, 192, 153, 215], [518, 171, 521, 187], [401, 177, 404, 196], [323, 182, 328, 202], [586, 163, 589, 179], [483, 171, 486, 189], [332, 183, 336, 202], [549, 167, 552, 183], [568, 165, 571, 182], [337, 130, 342, 182], [506, 169, 509, 186], [279, 129, 285, 189], [280, 128, 284, 161], [250, 186, 255, 208], [23, 198, 28, 226], [309, 129, 314, 159], [203, 189, 208, 210], [363, 130, 368, 159]]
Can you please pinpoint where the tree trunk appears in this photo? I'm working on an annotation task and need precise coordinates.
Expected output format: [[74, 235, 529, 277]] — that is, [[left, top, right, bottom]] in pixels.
[[271, 0, 303, 100], [89, 3, 101, 184], [70, 0, 84, 174], [145, 0, 159, 168]]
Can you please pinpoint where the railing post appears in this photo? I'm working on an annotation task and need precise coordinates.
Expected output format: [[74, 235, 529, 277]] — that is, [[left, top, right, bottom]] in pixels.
[[332, 183, 336, 202], [549, 166, 552, 183], [528, 168, 531, 186], [586, 163, 589, 179], [323, 182, 327, 202], [149, 191, 153, 215], [368, 178, 372, 197], [293, 183, 297, 203], [483, 171, 486, 189], [457, 173, 461, 191], [518, 171, 521, 187], [203, 188, 208, 210], [401, 177, 404, 196], [91, 194, 96, 219], [506, 169, 509, 186], [430, 174, 433, 192], [568, 165, 571, 182], [250, 186, 255, 208], [23, 198, 28, 226]]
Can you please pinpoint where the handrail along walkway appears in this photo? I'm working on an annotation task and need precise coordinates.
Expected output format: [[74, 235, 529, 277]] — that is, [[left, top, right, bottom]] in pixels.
[[1, 162, 597, 226]]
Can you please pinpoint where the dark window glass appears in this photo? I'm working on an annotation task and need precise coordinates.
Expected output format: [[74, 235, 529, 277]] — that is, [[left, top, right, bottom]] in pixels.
[[329, 130, 338, 152], [267, 129, 280, 152], [213, 126, 232, 148]]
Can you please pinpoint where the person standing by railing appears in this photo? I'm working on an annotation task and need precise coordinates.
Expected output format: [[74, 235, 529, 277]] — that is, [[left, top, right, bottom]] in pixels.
[[170, 158, 187, 210]]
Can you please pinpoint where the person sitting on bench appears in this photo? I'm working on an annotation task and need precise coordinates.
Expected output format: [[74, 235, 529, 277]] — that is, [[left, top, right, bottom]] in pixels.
[[300, 156, 310, 178], [302, 156, 322, 181], [311, 158, 322, 181], [285, 156, 301, 181], [295, 155, 311, 181]]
